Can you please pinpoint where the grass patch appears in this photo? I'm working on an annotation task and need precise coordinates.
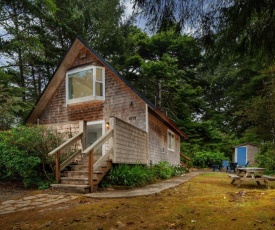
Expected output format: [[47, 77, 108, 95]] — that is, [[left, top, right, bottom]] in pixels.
[[1, 172, 275, 229]]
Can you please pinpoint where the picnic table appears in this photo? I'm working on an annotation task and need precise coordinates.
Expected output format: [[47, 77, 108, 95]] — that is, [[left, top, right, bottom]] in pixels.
[[228, 167, 269, 188]]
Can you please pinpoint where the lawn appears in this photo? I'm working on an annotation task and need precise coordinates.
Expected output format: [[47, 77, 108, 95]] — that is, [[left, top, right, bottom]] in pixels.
[[1, 172, 275, 230]]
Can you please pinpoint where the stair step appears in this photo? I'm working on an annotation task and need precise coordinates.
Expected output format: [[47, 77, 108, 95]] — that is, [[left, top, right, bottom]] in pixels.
[[54, 158, 112, 193], [70, 165, 88, 171], [61, 177, 97, 185], [51, 184, 91, 194], [65, 171, 89, 178]]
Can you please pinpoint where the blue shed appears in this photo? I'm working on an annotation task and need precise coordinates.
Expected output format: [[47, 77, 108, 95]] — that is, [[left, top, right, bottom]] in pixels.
[[232, 143, 258, 166]]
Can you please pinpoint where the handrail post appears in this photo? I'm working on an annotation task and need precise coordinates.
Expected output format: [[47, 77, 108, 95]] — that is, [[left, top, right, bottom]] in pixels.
[[56, 150, 61, 183], [79, 120, 87, 151], [88, 149, 94, 192]]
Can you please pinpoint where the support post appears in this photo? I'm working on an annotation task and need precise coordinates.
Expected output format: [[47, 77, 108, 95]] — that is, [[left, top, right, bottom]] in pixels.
[[56, 150, 61, 183], [88, 149, 94, 191], [109, 117, 115, 162], [79, 120, 87, 151]]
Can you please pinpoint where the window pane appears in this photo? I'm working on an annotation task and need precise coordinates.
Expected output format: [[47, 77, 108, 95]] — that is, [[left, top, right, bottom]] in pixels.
[[68, 69, 93, 99], [96, 68, 102, 81], [168, 132, 175, 150], [96, 82, 103, 96]]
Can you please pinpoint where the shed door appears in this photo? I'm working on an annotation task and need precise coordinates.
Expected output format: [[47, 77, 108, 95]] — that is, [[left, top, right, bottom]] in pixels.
[[237, 147, 246, 166]]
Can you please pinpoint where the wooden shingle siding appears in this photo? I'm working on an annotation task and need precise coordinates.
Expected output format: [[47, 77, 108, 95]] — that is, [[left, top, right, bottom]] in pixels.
[[148, 112, 180, 165], [247, 145, 258, 165], [39, 48, 147, 129], [45, 121, 82, 158], [112, 118, 147, 164], [104, 69, 147, 132], [45, 121, 80, 137]]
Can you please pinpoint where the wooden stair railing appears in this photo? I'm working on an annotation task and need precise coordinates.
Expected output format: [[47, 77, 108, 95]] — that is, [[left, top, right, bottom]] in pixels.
[[180, 153, 191, 169], [48, 122, 114, 192], [82, 128, 114, 191], [48, 131, 83, 183]]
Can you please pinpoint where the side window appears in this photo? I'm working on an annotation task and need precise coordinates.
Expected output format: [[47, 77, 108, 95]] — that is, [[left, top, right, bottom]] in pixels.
[[66, 66, 105, 105], [168, 130, 175, 151]]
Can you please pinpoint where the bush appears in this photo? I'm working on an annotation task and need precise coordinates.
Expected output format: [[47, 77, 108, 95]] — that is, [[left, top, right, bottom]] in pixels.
[[191, 151, 229, 168], [103, 161, 186, 188], [152, 161, 173, 179], [0, 125, 63, 188], [256, 142, 275, 174], [107, 164, 154, 187]]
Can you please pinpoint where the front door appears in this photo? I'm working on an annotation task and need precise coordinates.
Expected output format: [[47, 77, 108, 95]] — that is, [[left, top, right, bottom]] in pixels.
[[237, 147, 246, 166], [86, 121, 104, 157]]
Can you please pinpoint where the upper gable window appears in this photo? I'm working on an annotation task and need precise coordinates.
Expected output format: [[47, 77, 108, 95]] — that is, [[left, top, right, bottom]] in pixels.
[[66, 66, 105, 105]]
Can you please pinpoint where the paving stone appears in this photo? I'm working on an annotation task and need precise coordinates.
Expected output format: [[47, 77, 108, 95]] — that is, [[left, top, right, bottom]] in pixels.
[[35, 198, 50, 202], [35, 194, 49, 198], [46, 195, 60, 198], [50, 200, 66, 205], [14, 203, 30, 208], [20, 206, 35, 211], [38, 203, 52, 208], [2, 200, 17, 205], [3, 206, 17, 211], [43, 199, 58, 203], [23, 196, 37, 200], [0, 210, 16, 214], [30, 202, 43, 206]]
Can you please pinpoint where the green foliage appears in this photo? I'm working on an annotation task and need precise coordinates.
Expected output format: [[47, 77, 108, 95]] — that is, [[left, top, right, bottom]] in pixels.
[[191, 151, 229, 168], [103, 161, 186, 187], [152, 161, 176, 179], [106, 164, 153, 187], [0, 125, 62, 188], [256, 142, 275, 174]]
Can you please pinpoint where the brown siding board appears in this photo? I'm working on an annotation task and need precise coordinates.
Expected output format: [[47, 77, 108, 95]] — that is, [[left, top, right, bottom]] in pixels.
[[148, 112, 180, 165]]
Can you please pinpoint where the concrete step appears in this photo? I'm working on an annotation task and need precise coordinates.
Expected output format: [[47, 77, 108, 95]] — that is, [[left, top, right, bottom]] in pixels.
[[60, 177, 98, 185], [50, 184, 91, 194]]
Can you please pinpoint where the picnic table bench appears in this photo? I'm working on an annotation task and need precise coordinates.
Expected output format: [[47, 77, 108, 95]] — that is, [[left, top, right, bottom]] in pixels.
[[263, 175, 275, 181], [229, 168, 270, 188], [228, 174, 241, 184]]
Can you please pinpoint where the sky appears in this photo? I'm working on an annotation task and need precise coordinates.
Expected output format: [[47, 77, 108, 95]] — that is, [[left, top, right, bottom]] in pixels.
[[122, 0, 147, 30]]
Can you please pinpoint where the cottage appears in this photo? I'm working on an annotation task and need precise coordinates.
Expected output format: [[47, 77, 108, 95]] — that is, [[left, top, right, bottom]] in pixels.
[[232, 143, 258, 166], [26, 36, 187, 192]]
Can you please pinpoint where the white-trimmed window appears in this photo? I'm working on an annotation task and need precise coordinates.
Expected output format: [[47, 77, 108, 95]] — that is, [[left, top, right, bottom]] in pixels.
[[66, 65, 105, 105], [168, 130, 175, 151]]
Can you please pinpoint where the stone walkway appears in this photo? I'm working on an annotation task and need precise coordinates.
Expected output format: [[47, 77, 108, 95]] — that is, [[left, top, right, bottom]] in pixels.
[[0, 194, 79, 215], [0, 171, 202, 215]]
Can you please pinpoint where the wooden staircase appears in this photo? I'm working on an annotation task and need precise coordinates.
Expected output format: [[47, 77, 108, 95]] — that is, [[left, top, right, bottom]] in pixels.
[[51, 155, 112, 193], [49, 125, 115, 194]]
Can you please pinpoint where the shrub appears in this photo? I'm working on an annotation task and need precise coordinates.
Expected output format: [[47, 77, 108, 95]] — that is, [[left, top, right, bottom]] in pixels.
[[103, 161, 186, 187], [256, 142, 275, 174], [191, 151, 229, 168], [152, 161, 173, 179], [0, 125, 63, 188], [107, 164, 154, 187]]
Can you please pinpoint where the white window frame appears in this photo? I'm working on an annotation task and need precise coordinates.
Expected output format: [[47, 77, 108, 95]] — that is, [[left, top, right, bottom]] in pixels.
[[66, 65, 105, 105], [168, 130, 175, 152]]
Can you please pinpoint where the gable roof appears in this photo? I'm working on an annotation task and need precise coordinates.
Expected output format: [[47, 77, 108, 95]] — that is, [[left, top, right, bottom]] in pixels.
[[25, 36, 187, 139]]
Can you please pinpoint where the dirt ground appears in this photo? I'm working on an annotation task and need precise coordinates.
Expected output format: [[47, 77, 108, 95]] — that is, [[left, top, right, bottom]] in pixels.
[[1, 172, 275, 230], [0, 181, 37, 202]]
